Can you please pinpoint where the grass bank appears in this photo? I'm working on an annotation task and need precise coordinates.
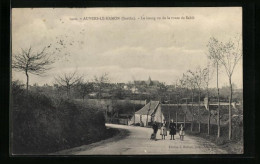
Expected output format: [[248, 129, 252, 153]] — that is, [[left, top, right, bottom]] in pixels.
[[186, 130, 243, 154], [11, 81, 111, 155]]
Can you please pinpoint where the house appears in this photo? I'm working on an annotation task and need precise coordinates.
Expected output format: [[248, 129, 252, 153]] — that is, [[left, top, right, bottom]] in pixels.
[[129, 101, 204, 127], [129, 99, 241, 127], [129, 101, 197, 127], [161, 102, 242, 126], [160, 104, 193, 125], [129, 101, 164, 126]]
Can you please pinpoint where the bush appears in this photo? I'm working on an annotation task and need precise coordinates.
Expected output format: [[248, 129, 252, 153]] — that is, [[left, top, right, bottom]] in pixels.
[[11, 82, 107, 154]]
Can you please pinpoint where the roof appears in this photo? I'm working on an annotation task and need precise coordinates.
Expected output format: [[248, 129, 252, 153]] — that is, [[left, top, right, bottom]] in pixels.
[[161, 104, 242, 125], [161, 104, 193, 122], [135, 101, 160, 115]]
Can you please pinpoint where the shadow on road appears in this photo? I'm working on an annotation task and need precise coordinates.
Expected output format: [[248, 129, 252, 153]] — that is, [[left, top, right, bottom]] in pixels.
[[51, 127, 130, 155]]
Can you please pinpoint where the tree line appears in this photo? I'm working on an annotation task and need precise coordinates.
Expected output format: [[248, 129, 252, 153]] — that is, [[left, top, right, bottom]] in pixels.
[[12, 35, 242, 141]]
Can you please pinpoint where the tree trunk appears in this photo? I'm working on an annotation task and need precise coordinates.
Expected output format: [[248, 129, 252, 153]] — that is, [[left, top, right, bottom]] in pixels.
[[25, 70, 29, 93], [168, 109, 171, 128], [133, 94, 136, 124], [198, 91, 201, 133], [176, 95, 178, 128], [66, 87, 70, 99], [176, 111, 178, 128], [99, 87, 101, 100], [133, 105, 135, 124], [207, 95, 210, 135], [106, 105, 108, 122], [184, 99, 187, 128], [217, 63, 220, 138], [184, 112, 186, 128], [168, 93, 171, 128], [191, 91, 194, 132], [229, 77, 233, 140]]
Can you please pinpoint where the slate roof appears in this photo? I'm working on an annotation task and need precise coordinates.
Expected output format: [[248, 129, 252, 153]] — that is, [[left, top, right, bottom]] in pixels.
[[135, 101, 160, 115]]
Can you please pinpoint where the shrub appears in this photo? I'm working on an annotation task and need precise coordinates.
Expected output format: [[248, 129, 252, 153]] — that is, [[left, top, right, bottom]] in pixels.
[[11, 82, 107, 154]]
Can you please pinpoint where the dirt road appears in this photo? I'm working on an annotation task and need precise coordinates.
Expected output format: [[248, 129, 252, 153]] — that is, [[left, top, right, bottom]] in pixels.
[[54, 124, 227, 155]]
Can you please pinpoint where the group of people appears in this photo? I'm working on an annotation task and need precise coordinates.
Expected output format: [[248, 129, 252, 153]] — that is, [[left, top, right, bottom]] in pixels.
[[152, 119, 185, 141]]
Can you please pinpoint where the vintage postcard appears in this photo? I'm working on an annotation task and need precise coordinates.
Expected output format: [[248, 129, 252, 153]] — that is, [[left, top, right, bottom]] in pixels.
[[11, 7, 243, 155]]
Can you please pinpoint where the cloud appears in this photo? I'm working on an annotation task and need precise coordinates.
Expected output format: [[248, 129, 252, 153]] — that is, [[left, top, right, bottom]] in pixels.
[[11, 7, 243, 88]]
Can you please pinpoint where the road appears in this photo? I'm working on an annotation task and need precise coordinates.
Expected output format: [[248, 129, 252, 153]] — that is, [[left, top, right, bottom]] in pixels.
[[54, 124, 227, 155]]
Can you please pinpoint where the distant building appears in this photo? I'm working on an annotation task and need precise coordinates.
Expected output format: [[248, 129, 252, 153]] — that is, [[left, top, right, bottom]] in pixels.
[[146, 76, 160, 86], [129, 101, 164, 126], [129, 100, 241, 127], [134, 76, 160, 87]]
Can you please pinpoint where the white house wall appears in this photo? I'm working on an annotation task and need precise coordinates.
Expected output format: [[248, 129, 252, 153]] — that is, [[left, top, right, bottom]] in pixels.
[[153, 104, 165, 123], [129, 114, 152, 126]]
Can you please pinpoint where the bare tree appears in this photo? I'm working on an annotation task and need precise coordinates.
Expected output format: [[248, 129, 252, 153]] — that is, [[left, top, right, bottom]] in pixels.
[[179, 74, 188, 127], [188, 67, 207, 133], [207, 37, 222, 138], [94, 73, 110, 100], [182, 73, 196, 131], [126, 81, 137, 124], [54, 71, 83, 99], [202, 64, 213, 135], [12, 47, 54, 92], [156, 82, 168, 102], [173, 79, 184, 128], [75, 82, 94, 101], [217, 35, 242, 140]]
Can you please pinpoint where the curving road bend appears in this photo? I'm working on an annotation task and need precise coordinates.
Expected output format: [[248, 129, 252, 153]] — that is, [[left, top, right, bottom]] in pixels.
[[55, 124, 227, 155]]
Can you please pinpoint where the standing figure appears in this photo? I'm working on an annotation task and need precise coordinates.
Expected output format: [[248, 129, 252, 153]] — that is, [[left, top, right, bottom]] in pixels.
[[169, 119, 176, 140], [160, 123, 167, 140], [179, 124, 185, 141], [151, 121, 158, 140]]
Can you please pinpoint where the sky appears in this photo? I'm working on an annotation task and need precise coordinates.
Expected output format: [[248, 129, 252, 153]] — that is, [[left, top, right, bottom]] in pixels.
[[12, 7, 243, 88]]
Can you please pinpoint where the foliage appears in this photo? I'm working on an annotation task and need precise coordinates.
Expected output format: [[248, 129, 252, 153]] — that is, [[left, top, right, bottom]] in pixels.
[[11, 81, 107, 154], [75, 82, 94, 100]]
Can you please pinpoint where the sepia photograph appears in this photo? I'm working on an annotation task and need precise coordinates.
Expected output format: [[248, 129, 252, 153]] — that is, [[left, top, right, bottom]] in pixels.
[[10, 7, 243, 155]]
